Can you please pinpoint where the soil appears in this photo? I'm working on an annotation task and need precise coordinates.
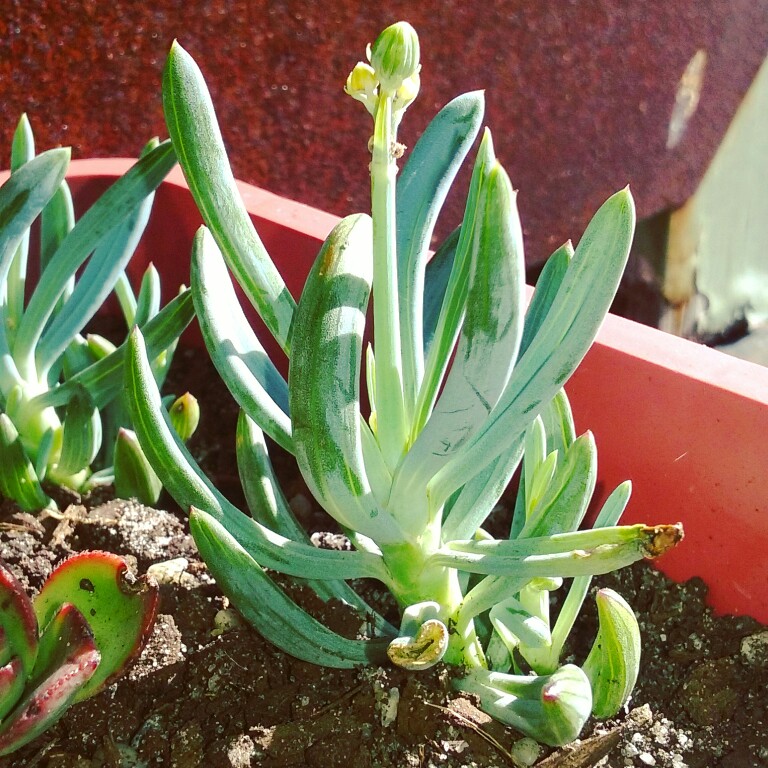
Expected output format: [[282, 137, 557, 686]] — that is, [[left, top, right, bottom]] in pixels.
[[1, 347, 767, 768]]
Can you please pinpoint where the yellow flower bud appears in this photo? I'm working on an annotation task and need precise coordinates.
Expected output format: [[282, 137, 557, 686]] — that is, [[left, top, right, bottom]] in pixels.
[[344, 61, 379, 116]]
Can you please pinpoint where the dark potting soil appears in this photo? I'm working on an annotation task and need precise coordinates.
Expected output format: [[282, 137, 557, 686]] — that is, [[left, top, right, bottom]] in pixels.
[[1, 347, 766, 767]]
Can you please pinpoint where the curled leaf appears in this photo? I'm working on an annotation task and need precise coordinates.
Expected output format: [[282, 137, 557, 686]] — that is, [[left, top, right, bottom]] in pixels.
[[583, 588, 641, 718]]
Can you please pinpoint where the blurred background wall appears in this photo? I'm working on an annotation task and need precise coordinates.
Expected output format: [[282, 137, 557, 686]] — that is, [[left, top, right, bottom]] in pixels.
[[2, 0, 767, 332]]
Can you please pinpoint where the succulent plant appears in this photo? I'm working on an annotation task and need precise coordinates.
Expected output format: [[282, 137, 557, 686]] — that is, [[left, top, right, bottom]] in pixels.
[[0, 552, 158, 755], [0, 115, 197, 511], [126, 22, 683, 745]]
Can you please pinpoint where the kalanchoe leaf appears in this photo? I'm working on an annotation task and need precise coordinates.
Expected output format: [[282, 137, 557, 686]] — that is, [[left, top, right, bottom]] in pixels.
[[113, 427, 164, 505], [33, 551, 158, 702], [0, 657, 25, 724], [455, 664, 593, 747], [583, 588, 641, 718], [0, 603, 100, 756], [0, 560, 39, 719], [0, 413, 51, 511]]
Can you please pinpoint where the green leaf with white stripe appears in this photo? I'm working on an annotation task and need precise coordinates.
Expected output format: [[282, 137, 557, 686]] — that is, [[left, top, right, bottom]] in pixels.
[[190, 510, 392, 668], [518, 241, 573, 359], [56, 385, 101, 476], [5, 115, 35, 339], [32, 288, 194, 410], [0, 148, 70, 295], [36, 194, 155, 376], [289, 214, 402, 545], [392, 160, 525, 534], [441, 434, 524, 542], [12, 140, 176, 381], [411, 130, 496, 438], [40, 181, 75, 278], [430, 188, 636, 508], [519, 432, 597, 539], [236, 411, 397, 636], [435, 522, 681, 579], [0, 414, 50, 511], [113, 427, 163, 504], [397, 91, 485, 405], [125, 327, 386, 583], [163, 41, 295, 354], [192, 227, 292, 454]]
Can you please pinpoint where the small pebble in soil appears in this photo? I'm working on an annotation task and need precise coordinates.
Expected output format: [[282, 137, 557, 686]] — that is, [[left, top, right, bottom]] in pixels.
[[510, 736, 541, 766], [740, 629, 768, 666]]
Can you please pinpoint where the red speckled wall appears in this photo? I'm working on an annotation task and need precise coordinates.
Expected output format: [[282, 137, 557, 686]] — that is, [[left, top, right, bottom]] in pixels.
[[2, 0, 767, 265]]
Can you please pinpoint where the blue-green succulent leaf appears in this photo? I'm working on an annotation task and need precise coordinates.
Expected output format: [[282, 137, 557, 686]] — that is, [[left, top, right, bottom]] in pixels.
[[163, 41, 295, 354], [430, 189, 635, 508], [0, 413, 51, 511], [12, 140, 176, 380], [56, 385, 102, 477], [289, 214, 402, 544], [190, 510, 392, 668], [192, 227, 292, 454], [32, 288, 194, 410], [397, 91, 485, 404], [36, 193, 155, 375], [126, 328, 387, 583]]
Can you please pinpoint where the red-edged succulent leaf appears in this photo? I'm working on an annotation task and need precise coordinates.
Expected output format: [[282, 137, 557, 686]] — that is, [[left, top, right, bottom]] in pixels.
[[0, 657, 25, 724], [33, 551, 158, 702], [0, 604, 100, 756], [0, 560, 39, 721]]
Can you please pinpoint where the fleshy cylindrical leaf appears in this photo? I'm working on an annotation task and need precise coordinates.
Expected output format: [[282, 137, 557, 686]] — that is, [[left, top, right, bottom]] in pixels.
[[583, 588, 641, 718]]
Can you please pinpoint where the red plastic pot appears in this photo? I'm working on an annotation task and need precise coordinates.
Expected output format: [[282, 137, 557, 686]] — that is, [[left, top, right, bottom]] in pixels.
[[7, 159, 768, 624]]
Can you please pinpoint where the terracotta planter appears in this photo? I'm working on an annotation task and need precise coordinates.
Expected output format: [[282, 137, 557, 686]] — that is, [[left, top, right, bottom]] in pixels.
[[9, 158, 767, 624]]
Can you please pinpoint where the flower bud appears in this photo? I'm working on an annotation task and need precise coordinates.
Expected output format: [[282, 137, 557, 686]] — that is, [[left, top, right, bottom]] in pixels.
[[369, 22, 420, 95], [345, 61, 378, 104]]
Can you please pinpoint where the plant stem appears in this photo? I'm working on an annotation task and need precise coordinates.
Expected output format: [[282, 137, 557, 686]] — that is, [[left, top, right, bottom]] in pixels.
[[370, 94, 408, 468]]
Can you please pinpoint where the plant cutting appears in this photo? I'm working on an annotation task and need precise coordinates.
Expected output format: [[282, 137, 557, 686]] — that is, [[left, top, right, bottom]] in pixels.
[[127, 23, 683, 746], [0, 115, 197, 511], [0, 552, 158, 755]]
